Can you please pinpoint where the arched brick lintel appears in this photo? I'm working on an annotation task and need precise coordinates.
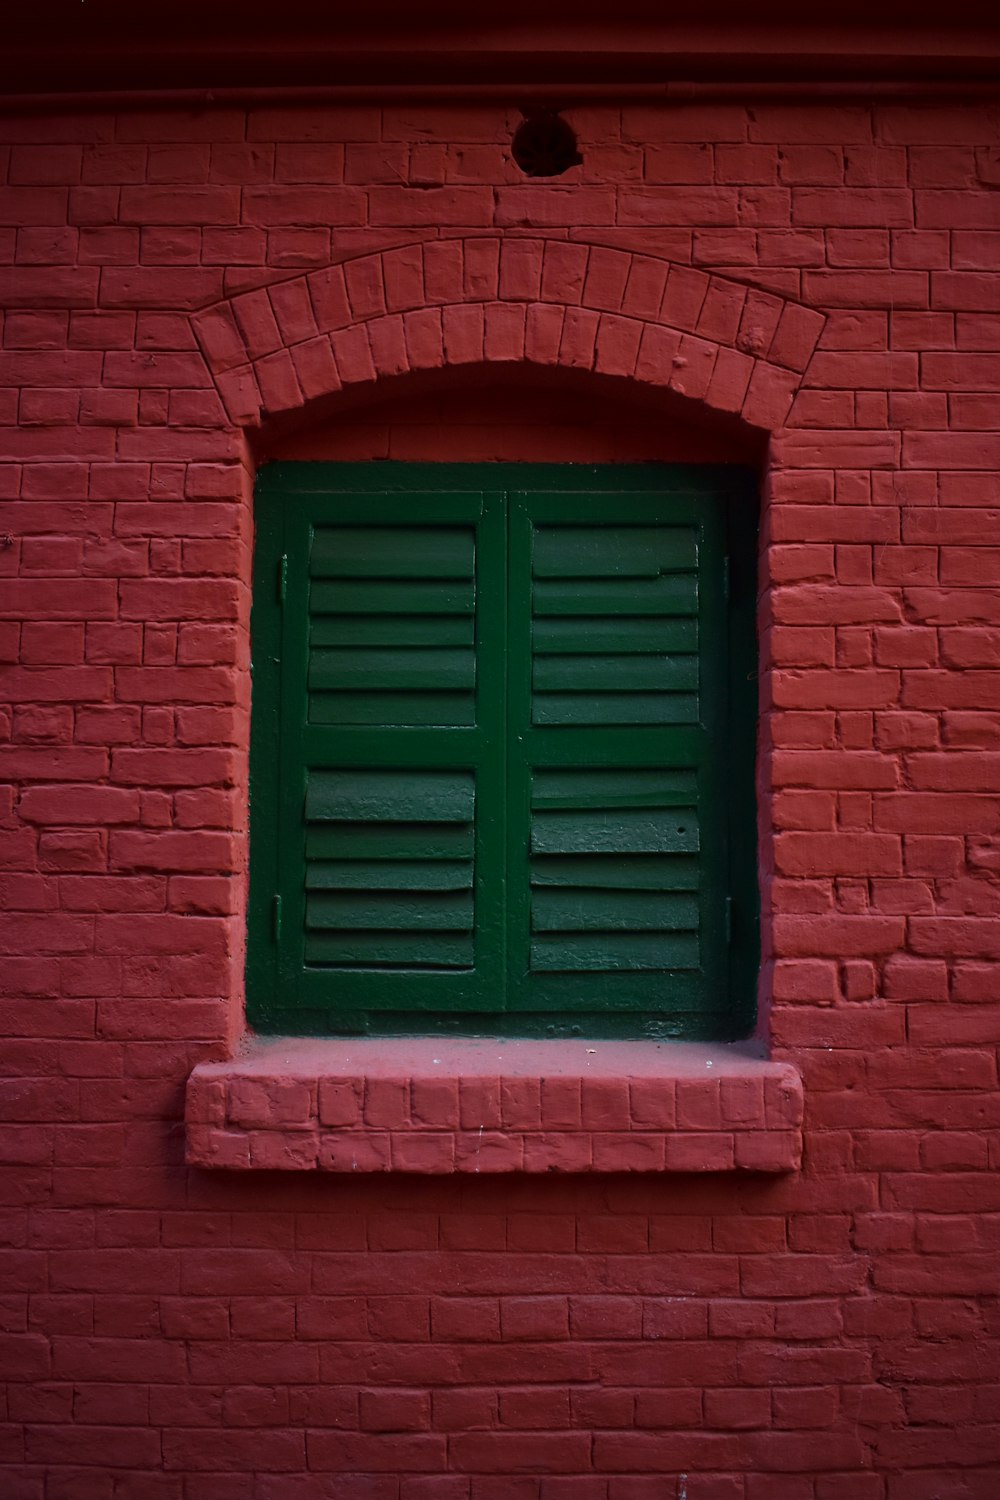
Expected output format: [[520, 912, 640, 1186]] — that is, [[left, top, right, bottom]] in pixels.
[[190, 236, 826, 435]]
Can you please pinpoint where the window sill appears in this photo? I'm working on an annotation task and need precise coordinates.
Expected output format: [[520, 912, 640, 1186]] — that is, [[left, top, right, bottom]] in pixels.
[[186, 1037, 802, 1174]]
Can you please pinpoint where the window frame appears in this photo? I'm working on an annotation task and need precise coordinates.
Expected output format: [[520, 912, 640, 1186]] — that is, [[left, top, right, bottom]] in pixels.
[[247, 462, 759, 1041]]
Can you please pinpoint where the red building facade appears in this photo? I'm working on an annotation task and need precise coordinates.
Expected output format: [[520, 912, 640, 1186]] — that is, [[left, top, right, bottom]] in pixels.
[[3, 11, 1000, 1497]]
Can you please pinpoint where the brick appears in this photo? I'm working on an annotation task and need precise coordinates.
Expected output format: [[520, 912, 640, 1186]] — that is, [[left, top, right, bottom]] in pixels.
[[119, 580, 240, 622], [190, 303, 247, 372], [775, 832, 902, 878], [933, 271, 1000, 311], [696, 279, 747, 346], [774, 914, 905, 957], [109, 831, 234, 873], [495, 187, 614, 227], [594, 314, 642, 377], [740, 361, 798, 428], [953, 229, 1000, 271], [241, 187, 366, 228], [483, 302, 526, 363], [499, 239, 544, 303], [227, 1078, 312, 1129], [101, 266, 224, 309], [662, 1133, 735, 1171], [645, 141, 715, 181], [922, 351, 1000, 389], [917, 190, 1000, 230]]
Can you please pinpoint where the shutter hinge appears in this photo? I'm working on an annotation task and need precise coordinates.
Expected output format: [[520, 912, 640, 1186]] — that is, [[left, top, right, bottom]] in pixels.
[[725, 895, 733, 946], [277, 553, 288, 605], [272, 893, 282, 942]]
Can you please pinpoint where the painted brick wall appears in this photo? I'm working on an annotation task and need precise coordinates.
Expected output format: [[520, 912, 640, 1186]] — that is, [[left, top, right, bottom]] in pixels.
[[1, 98, 1000, 1499]]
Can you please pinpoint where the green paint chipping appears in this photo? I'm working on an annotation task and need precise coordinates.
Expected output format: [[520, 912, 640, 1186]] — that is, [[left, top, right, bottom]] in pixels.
[[247, 463, 759, 1040]]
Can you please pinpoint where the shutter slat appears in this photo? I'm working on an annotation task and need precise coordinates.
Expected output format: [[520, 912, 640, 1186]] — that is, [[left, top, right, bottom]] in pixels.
[[305, 931, 474, 967], [306, 890, 474, 930], [533, 693, 699, 726], [533, 768, 697, 809], [532, 527, 698, 577], [531, 854, 700, 890], [305, 823, 473, 861], [532, 890, 700, 931], [306, 769, 474, 822], [310, 693, 475, 726], [532, 617, 697, 653], [310, 580, 475, 615], [533, 576, 697, 616], [311, 526, 475, 577], [533, 654, 698, 692], [310, 648, 476, 692], [531, 808, 699, 855], [530, 933, 700, 972], [307, 859, 473, 891], [312, 616, 474, 647]]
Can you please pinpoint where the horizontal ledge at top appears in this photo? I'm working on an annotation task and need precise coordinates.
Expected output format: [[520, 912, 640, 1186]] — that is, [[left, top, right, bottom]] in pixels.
[[5, 79, 1000, 115]]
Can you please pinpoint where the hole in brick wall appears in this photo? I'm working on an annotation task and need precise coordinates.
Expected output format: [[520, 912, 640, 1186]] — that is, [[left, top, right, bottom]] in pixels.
[[511, 112, 582, 177]]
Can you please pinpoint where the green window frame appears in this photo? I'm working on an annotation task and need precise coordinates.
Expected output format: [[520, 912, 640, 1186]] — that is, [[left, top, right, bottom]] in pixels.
[[247, 463, 758, 1040]]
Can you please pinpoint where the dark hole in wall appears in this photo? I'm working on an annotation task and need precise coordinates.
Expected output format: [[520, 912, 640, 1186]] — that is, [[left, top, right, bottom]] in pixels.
[[511, 112, 582, 177]]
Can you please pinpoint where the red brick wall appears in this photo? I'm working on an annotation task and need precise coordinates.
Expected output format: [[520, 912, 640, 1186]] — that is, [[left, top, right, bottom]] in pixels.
[[2, 99, 1000, 1498]]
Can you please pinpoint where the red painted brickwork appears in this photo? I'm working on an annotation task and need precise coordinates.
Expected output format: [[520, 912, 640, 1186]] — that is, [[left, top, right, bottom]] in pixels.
[[1, 97, 1000, 1497]]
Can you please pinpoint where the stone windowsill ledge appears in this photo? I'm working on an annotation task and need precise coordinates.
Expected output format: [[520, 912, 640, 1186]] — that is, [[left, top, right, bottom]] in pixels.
[[185, 1037, 803, 1174]]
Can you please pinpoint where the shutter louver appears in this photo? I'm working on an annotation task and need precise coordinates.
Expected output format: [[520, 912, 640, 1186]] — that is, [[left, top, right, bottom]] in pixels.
[[529, 767, 700, 972], [308, 524, 477, 727], [508, 490, 735, 1022], [304, 769, 476, 969], [527, 514, 703, 977], [531, 523, 700, 727]]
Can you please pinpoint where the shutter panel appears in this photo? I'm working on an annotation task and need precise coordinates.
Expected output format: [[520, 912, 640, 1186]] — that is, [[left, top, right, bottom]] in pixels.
[[506, 489, 739, 1030], [249, 474, 506, 1031]]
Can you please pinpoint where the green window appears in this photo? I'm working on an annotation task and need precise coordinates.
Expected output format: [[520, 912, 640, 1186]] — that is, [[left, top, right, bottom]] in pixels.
[[248, 464, 758, 1040]]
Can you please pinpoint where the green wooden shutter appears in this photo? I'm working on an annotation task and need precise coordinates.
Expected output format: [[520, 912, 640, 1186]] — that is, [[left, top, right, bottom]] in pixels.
[[249, 481, 508, 1032], [248, 465, 757, 1040]]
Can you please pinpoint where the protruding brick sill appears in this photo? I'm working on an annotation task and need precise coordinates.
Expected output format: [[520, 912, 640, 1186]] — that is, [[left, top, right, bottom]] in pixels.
[[186, 1037, 802, 1174]]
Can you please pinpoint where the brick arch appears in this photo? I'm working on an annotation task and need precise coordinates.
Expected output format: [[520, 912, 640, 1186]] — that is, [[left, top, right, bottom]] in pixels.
[[190, 236, 826, 434]]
